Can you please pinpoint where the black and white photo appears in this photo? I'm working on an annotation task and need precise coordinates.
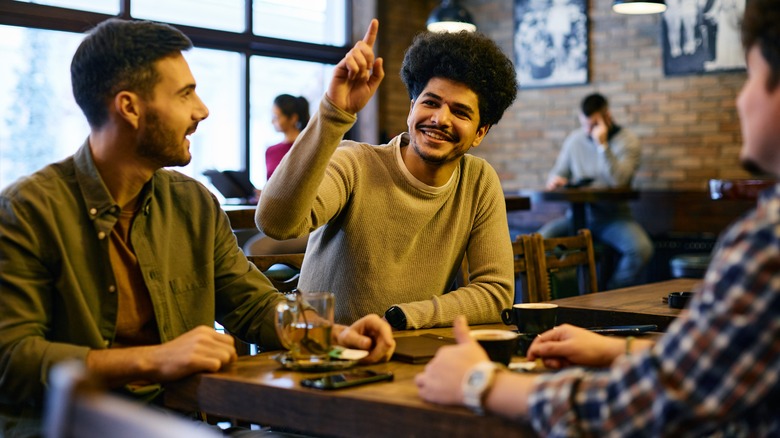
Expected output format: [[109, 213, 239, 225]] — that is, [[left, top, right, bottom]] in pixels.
[[662, 0, 747, 76], [514, 0, 588, 88]]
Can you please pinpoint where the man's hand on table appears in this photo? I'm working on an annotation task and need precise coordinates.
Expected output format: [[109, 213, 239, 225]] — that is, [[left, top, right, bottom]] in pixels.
[[333, 314, 396, 363]]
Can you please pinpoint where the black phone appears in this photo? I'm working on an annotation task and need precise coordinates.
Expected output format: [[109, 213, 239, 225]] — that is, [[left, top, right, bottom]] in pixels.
[[587, 324, 657, 335], [300, 370, 394, 390]]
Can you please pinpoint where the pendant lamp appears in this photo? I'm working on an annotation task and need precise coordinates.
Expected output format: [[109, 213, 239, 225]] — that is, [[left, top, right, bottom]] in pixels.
[[427, 0, 477, 33], [613, 0, 667, 15]]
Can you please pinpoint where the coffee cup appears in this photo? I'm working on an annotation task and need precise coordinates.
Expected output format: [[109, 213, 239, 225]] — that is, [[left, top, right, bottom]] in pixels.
[[501, 303, 558, 335], [470, 329, 519, 366], [275, 291, 334, 364]]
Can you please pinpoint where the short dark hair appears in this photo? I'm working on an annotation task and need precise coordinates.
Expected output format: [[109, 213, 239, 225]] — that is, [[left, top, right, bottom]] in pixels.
[[274, 94, 310, 131], [581, 93, 608, 117], [400, 31, 518, 128], [741, 0, 780, 92], [71, 19, 193, 128]]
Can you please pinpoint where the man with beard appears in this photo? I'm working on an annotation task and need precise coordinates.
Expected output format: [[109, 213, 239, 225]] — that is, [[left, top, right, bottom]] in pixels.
[[416, 0, 780, 434], [256, 21, 518, 329], [0, 18, 394, 437]]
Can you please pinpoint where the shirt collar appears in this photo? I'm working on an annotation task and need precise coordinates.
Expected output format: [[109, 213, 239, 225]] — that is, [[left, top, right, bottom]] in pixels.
[[72, 138, 155, 221]]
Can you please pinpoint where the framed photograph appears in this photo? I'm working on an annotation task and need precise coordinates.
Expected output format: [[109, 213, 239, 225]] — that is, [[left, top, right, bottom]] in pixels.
[[662, 0, 747, 76], [514, 0, 588, 89]]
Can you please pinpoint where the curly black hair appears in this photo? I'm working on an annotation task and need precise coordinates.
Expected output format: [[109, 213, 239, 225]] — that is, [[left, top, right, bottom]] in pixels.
[[742, 0, 780, 92], [400, 30, 518, 128]]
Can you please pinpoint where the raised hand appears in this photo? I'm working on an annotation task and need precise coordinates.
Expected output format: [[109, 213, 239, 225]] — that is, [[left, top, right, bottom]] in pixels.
[[327, 19, 385, 114], [415, 316, 488, 405], [590, 112, 609, 146]]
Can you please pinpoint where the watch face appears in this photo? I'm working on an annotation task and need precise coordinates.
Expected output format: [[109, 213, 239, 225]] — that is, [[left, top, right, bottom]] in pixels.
[[468, 370, 486, 387]]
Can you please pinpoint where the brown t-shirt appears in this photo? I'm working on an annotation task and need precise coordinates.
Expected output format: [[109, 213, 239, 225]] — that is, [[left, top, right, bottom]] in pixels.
[[109, 201, 159, 347]]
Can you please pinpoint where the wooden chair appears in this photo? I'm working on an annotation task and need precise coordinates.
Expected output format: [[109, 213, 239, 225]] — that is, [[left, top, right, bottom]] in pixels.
[[529, 229, 598, 302], [45, 361, 221, 438], [459, 235, 539, 304], [512, 233, 543, 303], [246, 253, 305, 293]]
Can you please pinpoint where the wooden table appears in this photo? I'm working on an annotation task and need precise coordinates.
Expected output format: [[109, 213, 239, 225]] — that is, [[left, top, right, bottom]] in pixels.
[[504, 194, 531, 212], [533, 188, 639, 234], [222, 204, 257, 231], [552, 278, 699, 331], [164, 325, 538, 438]]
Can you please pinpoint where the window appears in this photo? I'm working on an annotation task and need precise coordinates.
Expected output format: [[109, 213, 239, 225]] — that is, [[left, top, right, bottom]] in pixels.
[[0, 0, 348, 196]]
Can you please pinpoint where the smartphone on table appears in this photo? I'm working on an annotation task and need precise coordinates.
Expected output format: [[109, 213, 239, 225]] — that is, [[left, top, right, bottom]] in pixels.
[[300, 369, 394, 390]]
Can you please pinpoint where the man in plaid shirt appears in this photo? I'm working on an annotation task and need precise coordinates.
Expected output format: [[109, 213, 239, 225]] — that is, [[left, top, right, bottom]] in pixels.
[[415, 0, 779, 435]]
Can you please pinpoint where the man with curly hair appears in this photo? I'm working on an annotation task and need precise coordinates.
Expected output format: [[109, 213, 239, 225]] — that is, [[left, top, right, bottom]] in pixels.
[[257, 20, 518, 329]]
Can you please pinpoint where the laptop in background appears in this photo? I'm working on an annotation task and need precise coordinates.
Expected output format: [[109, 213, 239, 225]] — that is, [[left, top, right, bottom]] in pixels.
[[203, 169, 257, 203]]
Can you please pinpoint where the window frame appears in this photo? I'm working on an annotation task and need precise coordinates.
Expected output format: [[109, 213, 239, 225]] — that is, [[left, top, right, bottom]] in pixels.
[[0, 0, 352, 173]]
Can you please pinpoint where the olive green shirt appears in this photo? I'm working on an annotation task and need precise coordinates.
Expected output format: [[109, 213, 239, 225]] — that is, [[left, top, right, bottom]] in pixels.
[[0, 141, 284, 436]]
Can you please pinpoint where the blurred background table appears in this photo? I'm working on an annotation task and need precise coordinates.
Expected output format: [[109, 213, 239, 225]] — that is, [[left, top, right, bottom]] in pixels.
[[532, 187, 639, 234], [551, 278, 699, 331]]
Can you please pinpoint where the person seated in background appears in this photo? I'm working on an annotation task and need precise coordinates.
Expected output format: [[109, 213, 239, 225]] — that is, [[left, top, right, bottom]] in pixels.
[[416, 1, 780, 434], [265, 94, 310, 180], [0, 18, 393, 437], [539, 92, 653, 289], [243, 94, 311, 255], [256, 20, 518, 329]]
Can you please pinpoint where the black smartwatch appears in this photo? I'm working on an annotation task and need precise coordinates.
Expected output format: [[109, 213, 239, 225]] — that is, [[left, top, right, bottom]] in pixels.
[[384, 306, 407, 330]]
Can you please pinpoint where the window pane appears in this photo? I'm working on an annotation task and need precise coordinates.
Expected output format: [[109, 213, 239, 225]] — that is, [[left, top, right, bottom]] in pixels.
[[249, 56, 333, 187], [0, 25, 89, 191], [132, 0, 245, 33], [181, 48, 243, 199], [253, 0, 346, 46], [12, 0, 119, 15]]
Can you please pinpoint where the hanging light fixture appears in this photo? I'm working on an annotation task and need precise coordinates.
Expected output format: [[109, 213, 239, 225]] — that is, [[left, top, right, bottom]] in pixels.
[[613, 0, 667, 15], [426, 0, 477, 33]]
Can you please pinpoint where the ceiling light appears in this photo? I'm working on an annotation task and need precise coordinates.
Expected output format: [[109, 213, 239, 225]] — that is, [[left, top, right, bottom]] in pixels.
[[613, 0, 667, 15], [427, 0, 477, 33]]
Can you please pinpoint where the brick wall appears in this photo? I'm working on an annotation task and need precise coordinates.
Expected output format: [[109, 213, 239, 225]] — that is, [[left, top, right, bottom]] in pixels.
[[376, 0, 749, 191]]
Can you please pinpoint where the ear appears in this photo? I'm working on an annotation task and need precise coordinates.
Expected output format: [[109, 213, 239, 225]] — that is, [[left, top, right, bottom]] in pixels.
[[470, 124, 491, 148], [114, 91, 141, 129], [406, 99, 414, 126]]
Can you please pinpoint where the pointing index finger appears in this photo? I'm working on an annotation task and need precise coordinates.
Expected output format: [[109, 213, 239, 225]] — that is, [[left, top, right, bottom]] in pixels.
[[362, 19, 379, 47]]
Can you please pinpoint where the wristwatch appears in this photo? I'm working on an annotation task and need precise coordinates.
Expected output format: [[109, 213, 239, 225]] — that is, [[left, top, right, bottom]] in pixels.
[[462, 361, 501, 414], [384, 306, 407, 330]]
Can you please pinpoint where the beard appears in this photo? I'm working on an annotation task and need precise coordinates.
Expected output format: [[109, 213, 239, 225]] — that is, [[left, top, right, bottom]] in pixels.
[[410, 125, 465, 165], [137, 109, 193, 168], [741, 158, 774, 177]]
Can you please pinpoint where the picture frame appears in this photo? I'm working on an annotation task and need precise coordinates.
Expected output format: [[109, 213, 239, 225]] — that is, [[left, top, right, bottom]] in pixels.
[[514, 0, 589, 89], [662, 0, 747, 76]]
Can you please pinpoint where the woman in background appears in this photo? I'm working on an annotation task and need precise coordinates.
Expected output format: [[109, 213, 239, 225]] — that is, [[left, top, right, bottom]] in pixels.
[[265, 94, 310, 179]]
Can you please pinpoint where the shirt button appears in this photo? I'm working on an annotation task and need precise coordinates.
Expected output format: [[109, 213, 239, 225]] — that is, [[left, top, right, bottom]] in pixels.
[[89, 208, 97, 216], [97, 231, 106, 240], [110, 206, 117, 213], [103, 339, 110, 347], [108, 285, 116, 293]]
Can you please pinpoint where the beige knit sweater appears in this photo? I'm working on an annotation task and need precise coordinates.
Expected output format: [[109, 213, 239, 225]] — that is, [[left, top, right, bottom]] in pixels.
[[257, 96, 514, 328]]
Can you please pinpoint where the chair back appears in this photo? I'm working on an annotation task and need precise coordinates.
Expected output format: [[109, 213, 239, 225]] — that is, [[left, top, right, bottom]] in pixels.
[[45, 361, 221, 438], [529, 229, 598, 301], [512, 234, 543, 303], [247, 253, 305, 293]]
